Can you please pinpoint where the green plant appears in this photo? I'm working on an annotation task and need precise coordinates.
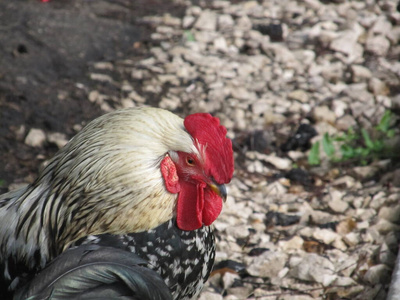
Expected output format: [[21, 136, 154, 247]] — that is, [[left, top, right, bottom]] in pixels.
[[183, 30, 196, 42], [308, 110, 397, 166]]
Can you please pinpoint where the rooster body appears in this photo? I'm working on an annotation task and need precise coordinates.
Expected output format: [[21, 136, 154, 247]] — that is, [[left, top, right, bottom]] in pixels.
[[0, 107, 234, 299]]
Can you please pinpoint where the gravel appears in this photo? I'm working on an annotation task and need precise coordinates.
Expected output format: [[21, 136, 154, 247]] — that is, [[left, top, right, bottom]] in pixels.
[[14, 0, 400, 299]]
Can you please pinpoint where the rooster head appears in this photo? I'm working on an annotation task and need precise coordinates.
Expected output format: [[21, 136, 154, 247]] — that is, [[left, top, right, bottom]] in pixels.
[[161, 113, 234, 231]]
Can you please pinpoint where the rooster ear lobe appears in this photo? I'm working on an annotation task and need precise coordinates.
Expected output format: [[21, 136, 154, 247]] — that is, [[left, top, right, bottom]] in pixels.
[[161, 155, 181, 194]]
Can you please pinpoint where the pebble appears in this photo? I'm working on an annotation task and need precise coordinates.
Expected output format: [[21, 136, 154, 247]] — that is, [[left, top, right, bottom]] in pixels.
[[364, 264, 391, 285], [25, 128, 46, 148], [288, 89, 309, 103], [312, 105, 337, 124], [47, 132, 69, 149], [313, 228, 340, 245], [289, 253, 337, 286], [194, 10, 217, 31], [366, 35, 391, 56], [350, 65, 372, 82], [247, 251, 287, 278]]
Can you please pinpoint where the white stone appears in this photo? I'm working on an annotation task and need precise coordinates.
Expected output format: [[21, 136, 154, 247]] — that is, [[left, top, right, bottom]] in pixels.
[[198, 291, 223, 300], [312, 106, 336, 124], [278, 236, 304, 251], [350, 65, 372, 82], [366, 35, 390, 56], [194, 10, 217, 31], [289, 253, 336, 286], [214, 36, 228, 52], [262, 155, 292, 170], [25, 128, 46, 148], [47, 132, 68, 149], [363, 264, 391, 285], [247, 251, 287, 278], [343, 232, 360, 247], [288, 89, 309, 103], [222, 272, 240, 289], [218, 14, 235, 31], [313, 228, 340, 245]]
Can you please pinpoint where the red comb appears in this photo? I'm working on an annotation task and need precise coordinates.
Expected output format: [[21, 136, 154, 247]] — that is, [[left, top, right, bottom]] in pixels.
[[184, 113, 234, 184]]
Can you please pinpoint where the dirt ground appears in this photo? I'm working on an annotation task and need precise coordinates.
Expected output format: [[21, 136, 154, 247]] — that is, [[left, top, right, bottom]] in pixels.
[[0, 0, 187, 191]]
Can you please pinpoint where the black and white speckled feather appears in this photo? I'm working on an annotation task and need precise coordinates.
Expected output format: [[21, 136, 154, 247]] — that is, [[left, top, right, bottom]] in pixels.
[[74, 219, 215, 300]]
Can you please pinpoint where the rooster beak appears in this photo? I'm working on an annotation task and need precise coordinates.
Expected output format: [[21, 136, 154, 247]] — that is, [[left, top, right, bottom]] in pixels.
[[209, 183, 227, 202]]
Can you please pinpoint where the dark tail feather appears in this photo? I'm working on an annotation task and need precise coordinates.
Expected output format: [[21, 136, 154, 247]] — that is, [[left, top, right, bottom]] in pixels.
[[14, 244, 172, 300]]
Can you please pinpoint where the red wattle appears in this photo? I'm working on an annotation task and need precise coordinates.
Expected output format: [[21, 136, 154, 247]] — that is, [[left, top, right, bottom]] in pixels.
[[176, 181, 203, 230], [202, 188, 223, 226], [176, 181, 222, 231]]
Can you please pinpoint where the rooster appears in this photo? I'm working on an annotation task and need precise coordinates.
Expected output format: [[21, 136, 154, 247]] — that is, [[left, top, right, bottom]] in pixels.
[[0, 107, 234, 299]]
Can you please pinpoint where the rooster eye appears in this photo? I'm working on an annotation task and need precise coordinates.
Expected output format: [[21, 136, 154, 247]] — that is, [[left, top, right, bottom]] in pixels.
[[186, 157, 195, 166]]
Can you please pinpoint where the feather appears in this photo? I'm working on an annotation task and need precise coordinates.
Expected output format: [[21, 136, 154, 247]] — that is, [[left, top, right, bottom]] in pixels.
[[14, 244, 172, 300]]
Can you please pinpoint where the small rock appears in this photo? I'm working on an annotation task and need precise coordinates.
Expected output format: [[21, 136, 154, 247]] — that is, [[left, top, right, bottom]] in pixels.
[[330, 30, 361, 57], [335, 219, 357, 235], [47, 132, 69, 149], [120, 98, 135, 108], [182, 15, 195, 29], [128, 91, 146, 103], [378, 243, 397, 265], [313, 228, 340, 245], [93, 62, 113, 70], [222, 272, 241, 289], [328, 197, 349, 214], [247, 251, 287, 278], [262, 155, 292, 170], [333, 276, 357, 287], [194, 10, 217, 31], [90, 73, 114, 83], [350, 65, 372, 82], [198, 291, 223, 300], [370, 16, 392, 36], [352, 165, 378, 179], [218, 14, 235, 31], [343, 232, 360, 247], [88, 90, 100, 103], [374, 219, 400, 234], [332, 175, 357, 189], [278, 236, 304, 251], [336, 115, 357, 131], [363, 264, 391, 285], [332, 99, 348, 118], [226, 285, 253, 299], [213, 36, 228, 52], [288, 89, 309, 103], [25, 128, 46, 148], [378, 205, 400, 224], [225, 225, 251, 239], [368, 78, 390, 96], [312, 106, 336, 124], [365, 35, 390, 56], [289, 253, 336, 286]]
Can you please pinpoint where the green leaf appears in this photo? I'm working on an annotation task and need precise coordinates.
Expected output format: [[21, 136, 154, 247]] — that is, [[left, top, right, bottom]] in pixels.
[[322, 133, 335, 158], [361, 129, 374, 150], [340, 144, 355, 160], [372, 140, 384, 152], [308, 141, 321, 165], [184, 30, 196, 42], [376, 110, 392, 133], [387, 129, 395, 138]]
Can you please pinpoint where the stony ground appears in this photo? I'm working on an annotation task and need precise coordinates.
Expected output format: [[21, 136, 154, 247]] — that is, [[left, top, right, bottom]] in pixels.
[[1, 0, 400, 299]]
